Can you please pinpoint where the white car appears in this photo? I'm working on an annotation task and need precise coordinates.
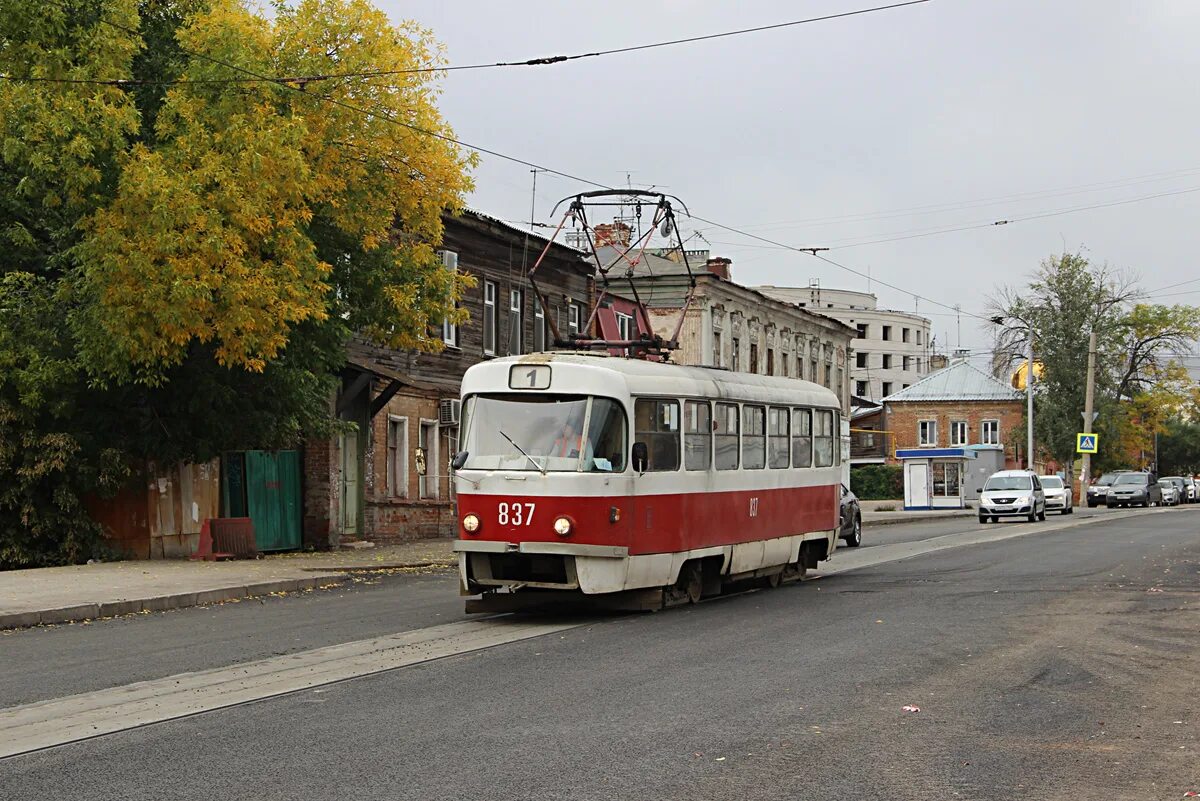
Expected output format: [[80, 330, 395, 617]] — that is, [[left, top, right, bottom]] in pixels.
[[978, 470, 1047, 523], [1039, 475, 1074, 515], [1158, 480, 1181, 506]]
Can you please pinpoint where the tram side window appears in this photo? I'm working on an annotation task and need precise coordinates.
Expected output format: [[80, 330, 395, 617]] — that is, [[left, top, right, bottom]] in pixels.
[[742, 405, 766, 470], [714, 402, 739, 470], [792, 408, 813, 468], [814, 409, 834, 467], [684, 401, 712, 471], [768, 407, 790, 468], [634, 398, 680, 472]]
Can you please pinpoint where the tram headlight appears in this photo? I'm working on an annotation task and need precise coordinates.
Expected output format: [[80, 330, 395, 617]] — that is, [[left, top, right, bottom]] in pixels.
[[553, 516, 573, 537], [462, 514, 480, 534]]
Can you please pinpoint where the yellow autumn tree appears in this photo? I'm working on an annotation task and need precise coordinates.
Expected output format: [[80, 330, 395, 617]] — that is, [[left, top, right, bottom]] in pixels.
[[74, 0, 475, 380]]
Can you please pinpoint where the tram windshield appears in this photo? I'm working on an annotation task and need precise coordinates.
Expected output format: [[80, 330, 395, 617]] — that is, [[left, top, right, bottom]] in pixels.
[[460, 394, 627, 473]]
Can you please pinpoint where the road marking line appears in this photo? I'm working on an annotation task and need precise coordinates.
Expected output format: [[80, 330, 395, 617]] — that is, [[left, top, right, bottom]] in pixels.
[[0, 618, 576, 759], [2, 506, 1187, 759]]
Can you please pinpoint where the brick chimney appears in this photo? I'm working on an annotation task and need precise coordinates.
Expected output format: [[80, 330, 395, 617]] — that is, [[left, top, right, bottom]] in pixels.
[[593, 222, 631, 249], [705, 257, 732, 280]]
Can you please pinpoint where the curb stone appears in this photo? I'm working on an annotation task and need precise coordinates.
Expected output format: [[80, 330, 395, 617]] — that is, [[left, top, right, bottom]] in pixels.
[[0, 575, 345, 631]]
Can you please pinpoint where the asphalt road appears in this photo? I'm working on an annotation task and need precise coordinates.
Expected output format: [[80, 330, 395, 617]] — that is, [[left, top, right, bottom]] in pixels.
[[4, 507, 1199, 800]]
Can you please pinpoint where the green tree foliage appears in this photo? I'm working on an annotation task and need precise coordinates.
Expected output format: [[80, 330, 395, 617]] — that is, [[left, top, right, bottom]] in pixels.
[[0, 0, 474, 567], [1158, 418, 1200, 477], [989, 253, 1200, 475], [850, 465, 904, 500]]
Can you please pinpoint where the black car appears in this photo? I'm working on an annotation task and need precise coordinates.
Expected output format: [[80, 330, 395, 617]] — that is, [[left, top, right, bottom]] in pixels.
[[840, 485, 862, 547], [1105, 472, 1162, 507]]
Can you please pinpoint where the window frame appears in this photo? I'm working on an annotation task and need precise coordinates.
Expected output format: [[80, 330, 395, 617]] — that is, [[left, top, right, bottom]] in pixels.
[[951, 420, 968, 446], [919, 419, 938, 446], [768, 407, 790, 469], [508, 288, 523, 356], [792, 408, 813, 468], [482, 280, 498, 355], [981, 419, 1000, 445], [741, 404, 766, 470], [633, 397, 681, 472], [386, 415, 409, 498], [533, 295, 546, 352], [684, 400, 712, 472], [714, 401, 740, 471], [813, 409, 835, 468]]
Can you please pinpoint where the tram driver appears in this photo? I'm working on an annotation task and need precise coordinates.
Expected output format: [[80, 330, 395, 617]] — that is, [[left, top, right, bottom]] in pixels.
[[550, 418, 595, 465]]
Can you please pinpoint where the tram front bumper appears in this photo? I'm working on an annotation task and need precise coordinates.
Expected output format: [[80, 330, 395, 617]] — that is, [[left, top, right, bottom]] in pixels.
[[455, 540, 629, 595]]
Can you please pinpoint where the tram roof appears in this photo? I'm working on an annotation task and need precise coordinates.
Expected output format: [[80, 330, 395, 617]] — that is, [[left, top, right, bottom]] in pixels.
[[463, 352, 842, 409]]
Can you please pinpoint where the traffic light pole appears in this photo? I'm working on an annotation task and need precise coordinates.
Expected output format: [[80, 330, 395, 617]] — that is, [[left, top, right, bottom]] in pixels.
[[1026, 338, 1035, 471]]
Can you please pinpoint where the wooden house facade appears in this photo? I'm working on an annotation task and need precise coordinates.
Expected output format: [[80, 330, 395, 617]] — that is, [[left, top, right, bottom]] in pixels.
[[303, 210, 592, 548]]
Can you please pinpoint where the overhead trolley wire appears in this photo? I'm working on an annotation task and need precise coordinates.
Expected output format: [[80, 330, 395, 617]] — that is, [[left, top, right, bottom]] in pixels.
[[2, 0, 932, 87]]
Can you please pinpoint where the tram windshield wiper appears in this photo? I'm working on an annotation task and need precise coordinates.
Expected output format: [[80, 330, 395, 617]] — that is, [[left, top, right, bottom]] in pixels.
[[499, 429, 546, 475]]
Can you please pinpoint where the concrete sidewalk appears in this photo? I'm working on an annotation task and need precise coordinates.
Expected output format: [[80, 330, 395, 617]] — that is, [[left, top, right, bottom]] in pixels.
[[0, 506, 969, 631]]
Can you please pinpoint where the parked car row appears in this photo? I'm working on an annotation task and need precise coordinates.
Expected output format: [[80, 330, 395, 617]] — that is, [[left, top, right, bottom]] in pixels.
[[1086, 471, 1198, 508]]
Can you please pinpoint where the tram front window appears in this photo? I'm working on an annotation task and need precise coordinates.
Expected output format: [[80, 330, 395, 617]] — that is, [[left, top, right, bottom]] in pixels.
[[461, 395, 627, 472]]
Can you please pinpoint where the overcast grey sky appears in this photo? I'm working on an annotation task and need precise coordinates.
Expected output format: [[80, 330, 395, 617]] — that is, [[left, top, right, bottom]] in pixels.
[[376, 0, 1200, 357]]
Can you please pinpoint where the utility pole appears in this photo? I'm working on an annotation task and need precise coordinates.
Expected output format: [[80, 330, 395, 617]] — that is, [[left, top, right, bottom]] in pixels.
[[1026, 337, 1035, 471], [1079, 331, 1097, 503]]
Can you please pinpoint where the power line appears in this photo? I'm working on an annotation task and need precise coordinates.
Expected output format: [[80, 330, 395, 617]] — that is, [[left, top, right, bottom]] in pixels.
[[736, 166, 1200, 232], [2, 1, 932, 87]]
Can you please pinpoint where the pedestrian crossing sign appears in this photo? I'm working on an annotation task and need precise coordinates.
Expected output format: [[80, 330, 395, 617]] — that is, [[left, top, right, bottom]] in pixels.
[[1076, 433, 1098, 453]]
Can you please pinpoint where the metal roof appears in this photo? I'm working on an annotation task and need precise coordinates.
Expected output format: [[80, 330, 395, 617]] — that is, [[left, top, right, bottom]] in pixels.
[[883, 359, 1023, 403]]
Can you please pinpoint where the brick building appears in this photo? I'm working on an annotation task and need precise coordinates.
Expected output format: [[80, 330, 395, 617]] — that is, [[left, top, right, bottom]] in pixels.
[[882, 357, 1026, 496], [303, 210, 591, 548]]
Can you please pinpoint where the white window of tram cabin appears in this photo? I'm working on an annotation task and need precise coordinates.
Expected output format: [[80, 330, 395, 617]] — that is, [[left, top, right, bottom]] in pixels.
[[684, 401, 712, 471], [633, 399, 680, 471], [713, 402, 739, 470], [742, 405, 766, 469], [814, 409, 835, 468], [792, 408, 813, 468], [768, 407, 789, 468], [459, 393, 627, 473]]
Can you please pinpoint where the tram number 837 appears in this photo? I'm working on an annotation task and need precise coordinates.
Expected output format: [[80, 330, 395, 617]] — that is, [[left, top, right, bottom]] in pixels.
[[498, 502, 536, 526]]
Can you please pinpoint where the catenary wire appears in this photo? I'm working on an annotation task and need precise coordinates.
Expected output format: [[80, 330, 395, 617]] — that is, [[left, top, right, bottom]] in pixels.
[[2, 1, 931, 86]]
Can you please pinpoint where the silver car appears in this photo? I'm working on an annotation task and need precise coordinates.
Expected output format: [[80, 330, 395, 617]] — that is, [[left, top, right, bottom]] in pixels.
[[1106, 473, 1162, 508], [1039, 475, 1074, 515], [1158, 479, 1181, 506], [978, 470, 1047, 523]]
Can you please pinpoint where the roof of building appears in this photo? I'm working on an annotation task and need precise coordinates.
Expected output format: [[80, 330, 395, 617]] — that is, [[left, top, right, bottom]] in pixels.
[[883, 359, 1023, 403], [455, 209, 587, 257]]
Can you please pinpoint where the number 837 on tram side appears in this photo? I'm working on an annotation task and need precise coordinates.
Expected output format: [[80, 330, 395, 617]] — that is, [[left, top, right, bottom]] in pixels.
[[452, 352, 844, 612]]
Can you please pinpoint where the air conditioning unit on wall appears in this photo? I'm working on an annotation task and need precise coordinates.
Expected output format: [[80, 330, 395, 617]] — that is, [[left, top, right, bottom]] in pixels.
[[438, 398, 461, 426]]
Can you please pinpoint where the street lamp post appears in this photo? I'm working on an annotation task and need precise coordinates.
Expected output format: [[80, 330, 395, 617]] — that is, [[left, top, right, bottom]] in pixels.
[[1026, 337, 1035, 472]]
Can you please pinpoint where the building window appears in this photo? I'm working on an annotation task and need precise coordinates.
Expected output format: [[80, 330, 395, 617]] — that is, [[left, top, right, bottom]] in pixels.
[[634, 398, 680, 472], [712, 331, 722, 367], [881, 354, 893, 369], [439, 251, 458, 347], [903, 383, 911, 389], [568, 302, 581, 336], [731, 338, 741, 371], [882, 381, 893, 397], [811, 359, 818, 384], [768, 407, 789, 468], [902, 327, 910, 343], [855, 380, 868, 397], [533, 296, 546, 352], [951, 420, 968, 446], [684, 400, 712, 471], [856, 323, 868, 339], [766, 349, 775, 376], [796, 355, 804, 380], [780, 352, 788, 377], [916, 330, 923, 345], [856, 351, 868, 368], [824, 364, 832, 388], [418, 420, 439, 499], [792, 408, 813, 467], [507, 289, 523, 355], [714, 402, 739, 470], [882, 325, 892, 341], [386, 416, 408, 498], [742, 405, 766, 469], [903, 355, 911, 371], [749, 343, 759, 374], [919, 419, 938, 446], [982, 419, 1000, 445], [482, 280, 497, 355], [836, 368, 844, 403], [616, 311, 633, 341]]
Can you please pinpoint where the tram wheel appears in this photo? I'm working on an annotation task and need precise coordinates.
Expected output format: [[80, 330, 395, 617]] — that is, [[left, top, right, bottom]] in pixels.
[[766, 570, 783, 589]]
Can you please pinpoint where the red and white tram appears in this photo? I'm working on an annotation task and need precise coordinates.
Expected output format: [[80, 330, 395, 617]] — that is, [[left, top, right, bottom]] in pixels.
[[452, 352, 843, 611]]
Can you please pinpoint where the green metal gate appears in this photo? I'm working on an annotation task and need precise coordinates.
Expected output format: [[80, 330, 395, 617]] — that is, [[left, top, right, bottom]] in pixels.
[[221, 450, 302, 552]]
